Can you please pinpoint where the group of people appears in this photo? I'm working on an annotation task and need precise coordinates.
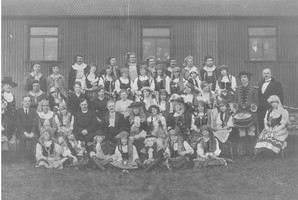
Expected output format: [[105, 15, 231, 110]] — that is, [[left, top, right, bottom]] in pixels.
[[1, 53, 290, 172]]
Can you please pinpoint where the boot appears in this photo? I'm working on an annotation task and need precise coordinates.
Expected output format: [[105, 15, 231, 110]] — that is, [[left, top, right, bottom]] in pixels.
[[2, 150, 9, 164], [99, 158, 113, 166], [135, 159, 147, 169], [145, 158, 162, 172], [91, 156, 106, 171], [247, 136, 255, 155]]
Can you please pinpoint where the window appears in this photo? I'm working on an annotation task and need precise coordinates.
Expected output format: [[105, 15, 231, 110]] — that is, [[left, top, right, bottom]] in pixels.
[[248, 27, 277, 61], [29, 27, 59, 61], [142, 27, 170, 62]]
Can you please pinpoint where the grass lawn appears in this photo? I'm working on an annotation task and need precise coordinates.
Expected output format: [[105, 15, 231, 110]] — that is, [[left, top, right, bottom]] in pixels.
[[2, 135, 298, 200]]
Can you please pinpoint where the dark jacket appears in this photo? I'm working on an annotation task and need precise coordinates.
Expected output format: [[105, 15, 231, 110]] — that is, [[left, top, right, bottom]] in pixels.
[[73, 110, 99, 134], [258, 77, 284, 109], [100, 111, 127, 137], [15, 107, 39, 137], [67, 92, 90, 115], [92, 97, 109, 120]]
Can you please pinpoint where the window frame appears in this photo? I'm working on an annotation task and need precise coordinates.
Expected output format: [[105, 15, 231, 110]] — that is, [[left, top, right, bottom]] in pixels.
[[27, 25, 61, 63], [247, 25, 278, 63], [141, 26, 171, 62]]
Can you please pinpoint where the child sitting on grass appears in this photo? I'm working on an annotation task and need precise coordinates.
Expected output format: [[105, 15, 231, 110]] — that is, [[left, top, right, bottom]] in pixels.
[[163, 129, 194, 170], [141, 135, 164, 172], [111, 131, 144, 171], [89, 134, 114, 170], [57, 131, 87, 167], [35, 128, 68, 169], [193, 125, 233, 168]]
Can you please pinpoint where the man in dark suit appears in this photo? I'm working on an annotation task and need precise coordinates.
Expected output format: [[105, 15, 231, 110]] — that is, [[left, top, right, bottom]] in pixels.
[[73, 99, 100, 144], [15, 95, 39, 161], [92, 85, 109, 122], [100, 101, 127, 145], [257, 68, 284, 131]]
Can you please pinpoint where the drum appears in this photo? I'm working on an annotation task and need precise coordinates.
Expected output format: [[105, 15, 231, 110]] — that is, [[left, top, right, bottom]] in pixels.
[[233, 112, 253, 128]]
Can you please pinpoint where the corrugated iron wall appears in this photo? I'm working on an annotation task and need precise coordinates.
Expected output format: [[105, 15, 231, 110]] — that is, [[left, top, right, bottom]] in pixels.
[[218, 18, 298, 107], [2, 17, 298, 107]]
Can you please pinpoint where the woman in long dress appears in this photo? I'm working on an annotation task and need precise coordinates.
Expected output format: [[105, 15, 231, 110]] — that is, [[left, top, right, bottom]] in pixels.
[[254, 95, 290, 159]]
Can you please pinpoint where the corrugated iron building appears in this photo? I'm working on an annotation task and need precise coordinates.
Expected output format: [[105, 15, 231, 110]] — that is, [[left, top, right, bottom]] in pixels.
[[2, 0, 298, 107]]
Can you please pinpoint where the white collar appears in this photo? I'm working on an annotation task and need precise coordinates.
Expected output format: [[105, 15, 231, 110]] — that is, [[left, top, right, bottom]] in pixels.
[[38, 111, 54, 119], [29, 90, 43, 96], [50, 74, 61, 79], [203, 65, 216, 71], [3, 92, 14, 102], [139, 76, 148, 81], [30, 72, 42, 79], [72, 63, 87, 70], [120, 77, 129, 81], [82, 110, 88, 113]]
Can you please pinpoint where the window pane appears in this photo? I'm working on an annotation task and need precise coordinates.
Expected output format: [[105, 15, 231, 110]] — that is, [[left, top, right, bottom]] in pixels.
[[30, 38, 43, 60], [142, 39, 156, 61], [31, 27, 58, 36], [44, 38, 58, 60], [249, 28, 276, 36], [249, 38, 262, 61], [156, 39, 170, 61], [143, 28, 170, 37], [263, 38, 276, 60]]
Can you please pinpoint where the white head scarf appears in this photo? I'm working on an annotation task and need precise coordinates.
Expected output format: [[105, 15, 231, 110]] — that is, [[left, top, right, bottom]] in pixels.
[[267, 95, 290, 125]]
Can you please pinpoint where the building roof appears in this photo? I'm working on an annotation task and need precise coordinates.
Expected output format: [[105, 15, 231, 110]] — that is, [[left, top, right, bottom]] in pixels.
[[2, 0, 298, 18]]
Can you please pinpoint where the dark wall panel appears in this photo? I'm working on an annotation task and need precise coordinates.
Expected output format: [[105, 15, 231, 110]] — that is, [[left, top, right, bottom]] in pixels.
[[218, 18, 298, 107], [2, 17, 297, 107]]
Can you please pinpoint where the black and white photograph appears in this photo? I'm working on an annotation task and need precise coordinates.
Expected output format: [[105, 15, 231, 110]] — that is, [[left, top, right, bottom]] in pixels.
[[1, 0, 298, 199]]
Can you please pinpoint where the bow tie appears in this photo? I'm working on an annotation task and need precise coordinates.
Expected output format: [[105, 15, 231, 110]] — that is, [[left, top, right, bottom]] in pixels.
[[265, 79, 271, 83]]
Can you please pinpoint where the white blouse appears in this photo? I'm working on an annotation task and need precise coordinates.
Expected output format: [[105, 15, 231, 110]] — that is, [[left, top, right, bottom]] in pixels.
[[165, 141, 194, 157], [196, 138, 221, 157]]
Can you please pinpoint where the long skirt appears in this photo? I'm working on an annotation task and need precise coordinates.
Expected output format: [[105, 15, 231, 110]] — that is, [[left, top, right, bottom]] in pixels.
[[193, 156, 233, 168], [166, 155, 191, 169], [2, 135, 9, 151], [36, 157, 68, 169], [255, 130, 287, 153], [111, 160, 138, 170]]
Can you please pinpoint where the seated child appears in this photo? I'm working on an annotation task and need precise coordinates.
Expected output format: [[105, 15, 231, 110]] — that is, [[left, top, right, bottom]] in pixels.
[[141, 135, 163, 172], [35, 128, 68, 169], [193, 125, 233, 168], [164, 129, 194, 170], [127, 102, 148, 153], [213, 100, 238, 143], [147, 105, 168, 151], [58, 132, 87, 166], [89, 135, 114, 170], [111, 131, 143, 171]]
